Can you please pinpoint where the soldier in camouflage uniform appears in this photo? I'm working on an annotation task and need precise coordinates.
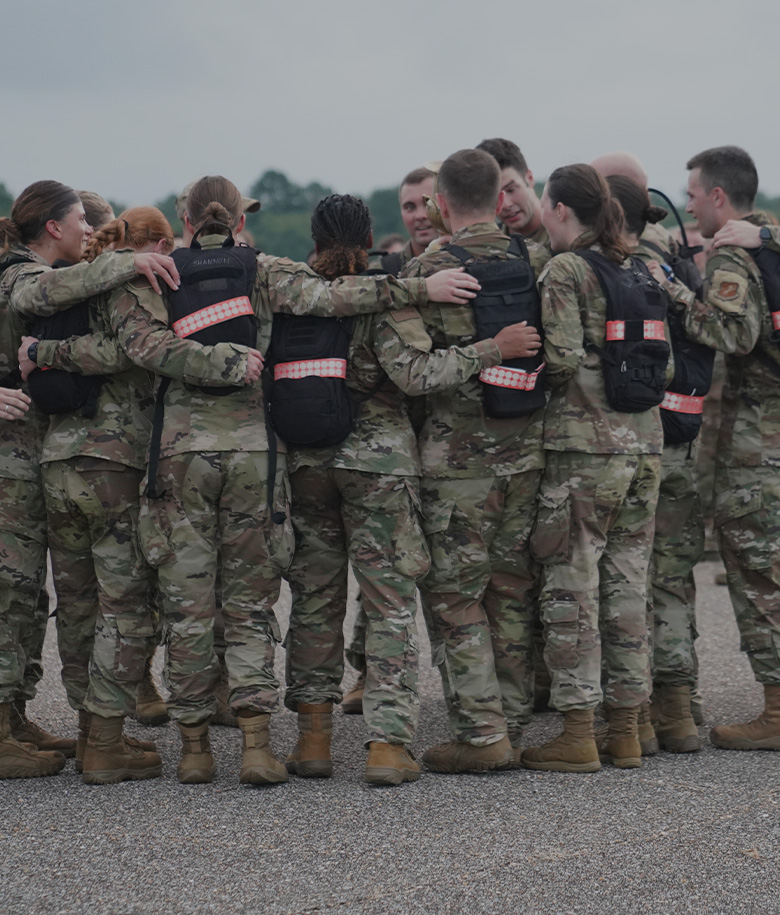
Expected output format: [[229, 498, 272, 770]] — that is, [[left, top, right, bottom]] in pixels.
[[653, 147, 780, 751], [108, 176, 479, 785], [283, 194, 538, 785], [521, 164, 669, 773], [0, 181, 177, 777], [14, 208, 189, 783], [600, 172, 705, 755], [341, 166, 438, 713], [396, 149, 549, 773]]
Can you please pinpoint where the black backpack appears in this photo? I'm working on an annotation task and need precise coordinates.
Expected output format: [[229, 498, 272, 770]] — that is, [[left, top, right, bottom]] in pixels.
[[24, 260, 106, 417], [165, 229, 258, 396], [266, 311, 387, 449], [576, 250, 670, 413], [266, 314, 356, 447], [444, 235, 546, 418]]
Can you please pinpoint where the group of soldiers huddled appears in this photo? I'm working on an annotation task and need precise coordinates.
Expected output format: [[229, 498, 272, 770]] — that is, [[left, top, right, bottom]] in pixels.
[[0, 139, 778, 788]]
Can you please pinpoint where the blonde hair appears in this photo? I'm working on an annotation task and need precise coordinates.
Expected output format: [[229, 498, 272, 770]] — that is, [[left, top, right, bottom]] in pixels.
[[82, 206, 174, 262]]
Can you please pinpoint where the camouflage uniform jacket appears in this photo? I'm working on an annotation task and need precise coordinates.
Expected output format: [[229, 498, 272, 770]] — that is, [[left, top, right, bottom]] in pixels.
[[365, 239, 418, 274], [662, 214, 780, 468], [538, 234, 670, 455], [401, 222, 549, 479], [111, 234, 429, 459], [288, 307, 502, 477], [1, 247, 138, 480]]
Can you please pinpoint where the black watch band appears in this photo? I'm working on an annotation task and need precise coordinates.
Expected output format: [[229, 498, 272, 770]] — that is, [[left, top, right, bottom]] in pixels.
[[760, 226, 772, 246], [27, 341, 39, 365]]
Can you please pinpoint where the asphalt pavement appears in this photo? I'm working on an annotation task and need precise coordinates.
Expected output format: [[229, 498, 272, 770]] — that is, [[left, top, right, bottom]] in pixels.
[[1, 559, 778, 914]]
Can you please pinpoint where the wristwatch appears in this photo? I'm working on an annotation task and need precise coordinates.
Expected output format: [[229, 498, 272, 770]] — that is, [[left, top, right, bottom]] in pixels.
[[759, 226, 772, 246], [27, 341, 39, 365]]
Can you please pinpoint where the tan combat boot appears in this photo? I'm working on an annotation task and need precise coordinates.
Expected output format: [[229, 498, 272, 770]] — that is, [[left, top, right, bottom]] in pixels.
[[11, 701, 76, 757], [652, 684, 702, 753], [82, 715, 162, 785], [285, 703, 333, 778], [638, 700, 659, 755], [177, 720, 216, 784], [422, 735, 514, 773], [365, 742, 420, 786], [710, 684, 780, 751], [133, 657, 169, 726], [521, 709, 601, 773], [76, 710, 157, 773], [237, 712, 287, 785], [212, 658, 238, 728], [341, 672, 365, 716], [0, 702, 66, 779], [599, 707, 641, 768]]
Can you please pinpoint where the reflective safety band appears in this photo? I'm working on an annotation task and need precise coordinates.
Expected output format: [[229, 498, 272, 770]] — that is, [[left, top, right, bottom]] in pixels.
[[773, 310, 780, 331], [479, 362, 545, 391], [661, 392, 704, 414], [605, 320, 666, 341], [172, 296, 254, 338], [274, 358, 348, 381]]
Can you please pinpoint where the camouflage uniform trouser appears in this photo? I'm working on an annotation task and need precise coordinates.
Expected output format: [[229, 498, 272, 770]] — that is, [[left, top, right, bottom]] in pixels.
[[139, 451, 294, 726], [649, 442, 703, 687], [531, 452, 660, 711], [0, 475, 48, 704], [716, 464, 780, 685], [42, 458, 156, 716], [284, 467, 428, 746], [420, 470, 542, 746]]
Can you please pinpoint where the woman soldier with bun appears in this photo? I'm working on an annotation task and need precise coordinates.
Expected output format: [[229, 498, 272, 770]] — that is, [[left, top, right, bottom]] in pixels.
[[522, 165, 670, 773]]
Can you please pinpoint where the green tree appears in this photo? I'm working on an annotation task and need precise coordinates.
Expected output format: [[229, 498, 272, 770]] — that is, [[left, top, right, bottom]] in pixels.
[[0, 182, 14, 218]]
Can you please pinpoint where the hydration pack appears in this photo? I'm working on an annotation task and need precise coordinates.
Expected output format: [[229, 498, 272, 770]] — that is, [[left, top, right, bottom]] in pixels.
[[647, 188, 705, 300], [165, 230, 258, 396], [577, 250, 670, 413], [444, 235, 546, 418]]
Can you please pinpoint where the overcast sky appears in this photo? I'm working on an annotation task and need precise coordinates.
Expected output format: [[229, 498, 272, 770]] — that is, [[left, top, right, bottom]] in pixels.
[[3, 0, 777, 207]]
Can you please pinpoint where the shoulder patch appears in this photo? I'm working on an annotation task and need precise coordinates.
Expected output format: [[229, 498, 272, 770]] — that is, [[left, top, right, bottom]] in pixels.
[[709, 268, 748, 314], [387, 306, 420, 323]]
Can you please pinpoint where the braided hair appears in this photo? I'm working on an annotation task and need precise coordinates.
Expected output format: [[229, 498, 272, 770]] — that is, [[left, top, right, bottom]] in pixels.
[[82, 206, 174, 262], [310, 194, 372, 280]]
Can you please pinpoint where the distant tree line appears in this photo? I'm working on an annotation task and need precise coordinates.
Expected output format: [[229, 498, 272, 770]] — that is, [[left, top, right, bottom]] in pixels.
[[1, 174, 779, 263]]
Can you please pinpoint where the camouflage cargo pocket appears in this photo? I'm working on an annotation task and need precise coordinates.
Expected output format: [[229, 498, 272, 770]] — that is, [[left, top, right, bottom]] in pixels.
[[542, 599, 580, 669], [112, 613, 155, 682], [715, 479, 770, 571], [391, 480, 430, 582], [137, 497, 176, 568], [420, 494, 457, 588], [530, 483, 572, 566]]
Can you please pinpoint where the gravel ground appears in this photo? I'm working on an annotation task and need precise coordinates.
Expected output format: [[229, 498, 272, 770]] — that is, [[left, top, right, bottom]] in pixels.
[[1, 559, 778, 914]]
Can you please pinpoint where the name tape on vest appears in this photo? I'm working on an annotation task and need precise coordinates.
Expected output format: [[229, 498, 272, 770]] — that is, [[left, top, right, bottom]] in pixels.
[[661, 392, 704, 414], [479, 362, 545, 391], [173, 296, 254, 339], [605, 320, 666, 342], [274, 358, 348, 381]]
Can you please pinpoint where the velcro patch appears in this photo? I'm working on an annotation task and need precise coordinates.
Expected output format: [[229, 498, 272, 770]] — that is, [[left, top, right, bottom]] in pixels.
[[709, 268, 748, 314]]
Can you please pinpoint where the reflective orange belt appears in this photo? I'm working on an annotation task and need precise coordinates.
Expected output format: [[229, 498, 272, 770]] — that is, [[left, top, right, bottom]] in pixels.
[[273, 358, 348, 381], [660, 392, 704, 414], [172, 296, 254, 339], [605, 320, 666, 341], [479, 362, 545, 391]]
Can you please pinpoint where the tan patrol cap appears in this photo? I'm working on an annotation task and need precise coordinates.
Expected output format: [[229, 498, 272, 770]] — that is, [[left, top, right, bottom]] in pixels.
[[175, 179, 261, 222]]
